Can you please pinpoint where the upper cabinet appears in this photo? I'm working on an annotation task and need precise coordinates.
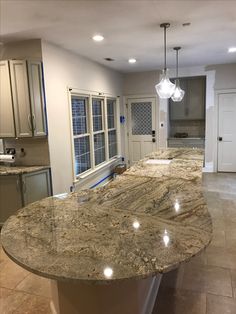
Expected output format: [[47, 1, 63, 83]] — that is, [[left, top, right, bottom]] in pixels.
[[0, 61, 15, 137], [0, 59, 47, 138], [169, 76, 206, 121]]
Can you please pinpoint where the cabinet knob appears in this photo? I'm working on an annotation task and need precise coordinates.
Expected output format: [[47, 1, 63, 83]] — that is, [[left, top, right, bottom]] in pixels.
[[218, 137, 223, 141]]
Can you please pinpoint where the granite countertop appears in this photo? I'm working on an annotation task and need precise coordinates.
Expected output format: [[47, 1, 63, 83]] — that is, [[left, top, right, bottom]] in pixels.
[[0, 165, 50, 176], [1, 148, 212, 284]]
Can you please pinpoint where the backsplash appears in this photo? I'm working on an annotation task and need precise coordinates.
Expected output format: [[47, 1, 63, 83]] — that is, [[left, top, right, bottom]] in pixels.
[[2, 138, 50, 166], [169, 120, 205, 138]]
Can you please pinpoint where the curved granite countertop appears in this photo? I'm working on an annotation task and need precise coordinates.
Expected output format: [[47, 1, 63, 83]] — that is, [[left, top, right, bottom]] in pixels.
[[0, 165, 50, 176], [1, 148, 212, 284]]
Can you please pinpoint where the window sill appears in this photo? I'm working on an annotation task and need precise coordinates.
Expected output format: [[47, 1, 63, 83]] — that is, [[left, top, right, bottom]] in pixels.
[[74, 156, 121, 184]]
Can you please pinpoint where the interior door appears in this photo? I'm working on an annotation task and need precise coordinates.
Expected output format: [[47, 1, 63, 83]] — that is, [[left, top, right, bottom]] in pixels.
[[127, 98, 157, 165], [218, 92, 236, 172]]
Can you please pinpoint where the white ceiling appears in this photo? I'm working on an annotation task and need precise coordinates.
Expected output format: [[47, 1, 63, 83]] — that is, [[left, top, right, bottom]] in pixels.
[[1, 0, 236, 73]]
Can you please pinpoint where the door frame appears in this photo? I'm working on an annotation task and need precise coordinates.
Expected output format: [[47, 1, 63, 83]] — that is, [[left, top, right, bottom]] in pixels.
[[124, 94, 159, 166], [215, 88, 236, 172]]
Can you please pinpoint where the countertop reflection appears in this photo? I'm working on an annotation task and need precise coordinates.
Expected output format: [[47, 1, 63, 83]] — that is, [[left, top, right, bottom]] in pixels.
[[1, 148, 212, 284]]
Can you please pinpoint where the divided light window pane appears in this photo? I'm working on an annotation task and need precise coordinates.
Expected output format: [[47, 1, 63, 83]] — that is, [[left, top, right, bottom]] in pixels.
[[94, 133, 105, 165], [92, 98, 103, 132], [74, 136, 91, 175], [107, 99, 115, 129], [71, 96, 91, 175], [108, 130, 117, 158], [72, 97, 87, 135]]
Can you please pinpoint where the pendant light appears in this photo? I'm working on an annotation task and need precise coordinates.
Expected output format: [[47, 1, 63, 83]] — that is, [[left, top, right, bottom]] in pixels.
[[171, 47, 185, 102], [155, 23, 175, 99]]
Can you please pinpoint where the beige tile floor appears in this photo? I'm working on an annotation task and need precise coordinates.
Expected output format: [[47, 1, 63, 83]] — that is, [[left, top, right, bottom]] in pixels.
[[0, 173, 236, 314]]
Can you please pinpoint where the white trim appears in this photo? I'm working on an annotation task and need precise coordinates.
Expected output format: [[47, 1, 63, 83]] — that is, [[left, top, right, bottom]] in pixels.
[[68, 88, 120, 181]]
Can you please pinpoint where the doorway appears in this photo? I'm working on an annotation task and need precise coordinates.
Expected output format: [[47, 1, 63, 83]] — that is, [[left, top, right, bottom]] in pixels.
[[127, 97, 158, 165], [217, 92, 236, 172]]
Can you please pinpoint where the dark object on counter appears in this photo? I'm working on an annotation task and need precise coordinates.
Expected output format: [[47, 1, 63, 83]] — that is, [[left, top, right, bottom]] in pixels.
[[114, 164, 127, 175], [174, 132, 188, 138]]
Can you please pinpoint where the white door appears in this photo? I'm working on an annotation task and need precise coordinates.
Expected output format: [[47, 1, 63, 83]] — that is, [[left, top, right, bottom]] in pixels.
[[218, 92, 236, 172], [127, 98, 157, 165]]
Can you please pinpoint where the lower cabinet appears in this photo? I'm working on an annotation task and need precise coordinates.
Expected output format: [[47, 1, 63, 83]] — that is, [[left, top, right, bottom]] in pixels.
[[0, 169, 52, 226]]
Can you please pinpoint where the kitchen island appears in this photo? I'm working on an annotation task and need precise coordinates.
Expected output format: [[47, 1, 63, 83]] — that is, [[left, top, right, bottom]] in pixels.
[[1, 148, 212, 314]]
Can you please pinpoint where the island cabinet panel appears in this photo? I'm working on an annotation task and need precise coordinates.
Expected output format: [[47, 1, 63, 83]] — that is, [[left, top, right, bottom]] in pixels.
[[169, 77, 205, 120], [0, 61, 15, 137], [22, 169, 52, 206], [27, 61, 47, 136], [0, 175, 22, 224], [10, 60, 33, 137]]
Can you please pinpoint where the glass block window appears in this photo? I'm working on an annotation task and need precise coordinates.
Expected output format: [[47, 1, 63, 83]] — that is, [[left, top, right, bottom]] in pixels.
[[108, 130, 117, 158], [92, 98, 103, 131], [94, 133, 105, 165], [131, 102, 152, 135]]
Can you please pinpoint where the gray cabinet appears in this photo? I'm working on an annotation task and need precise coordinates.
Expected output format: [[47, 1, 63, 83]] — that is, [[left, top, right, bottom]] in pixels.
[[0, 169, 52, 225], [22, 169, 51, 206], [10, 60, 33, 137], [0, 175, 22, 224], [0, 61, 15, 137], [169, 77, 205, 121], [0, 59, 47, 138]]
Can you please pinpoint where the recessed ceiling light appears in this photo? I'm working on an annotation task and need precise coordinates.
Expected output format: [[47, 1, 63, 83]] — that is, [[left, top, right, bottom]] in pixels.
[[92, 34, 104, 42], [129, 58, 137, 64], [228, 47, 236, 53]]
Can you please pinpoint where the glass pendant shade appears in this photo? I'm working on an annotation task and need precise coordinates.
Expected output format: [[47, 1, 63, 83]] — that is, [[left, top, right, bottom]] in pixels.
[[171, 79, 185, 102], [155, 69, 175, 99]]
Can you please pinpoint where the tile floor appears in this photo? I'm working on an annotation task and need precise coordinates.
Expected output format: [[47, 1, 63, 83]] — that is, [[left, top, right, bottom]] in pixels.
[[0, 173, 236, 314]]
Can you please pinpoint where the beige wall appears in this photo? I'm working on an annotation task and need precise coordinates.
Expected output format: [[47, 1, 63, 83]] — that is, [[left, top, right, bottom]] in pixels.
[[124, 71, 160, 95], [207, 63, 236, 90], [41, 41, 124, 194], [0, 39, 42, 60], [3, 138, 50, 166]]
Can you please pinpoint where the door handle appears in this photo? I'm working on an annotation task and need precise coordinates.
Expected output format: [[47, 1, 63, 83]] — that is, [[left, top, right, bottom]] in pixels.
[[152, 130, 156, 137], [32, 114, 36, 131], [27, 114, 32, 131], [218, 137, 223, 141]]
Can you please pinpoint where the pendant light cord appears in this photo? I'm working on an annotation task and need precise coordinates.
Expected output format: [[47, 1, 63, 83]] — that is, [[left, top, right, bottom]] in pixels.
[[164, 25, 167, 71], [176, 49, 178, 78]]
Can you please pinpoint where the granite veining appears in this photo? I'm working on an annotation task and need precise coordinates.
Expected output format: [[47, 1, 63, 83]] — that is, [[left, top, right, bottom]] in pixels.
[[1, 148, 212, 283], [0, 165, 50, 176]]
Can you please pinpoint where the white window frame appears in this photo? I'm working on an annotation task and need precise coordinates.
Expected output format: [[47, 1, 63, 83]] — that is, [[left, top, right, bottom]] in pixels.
[[69, 90, 120, 182]]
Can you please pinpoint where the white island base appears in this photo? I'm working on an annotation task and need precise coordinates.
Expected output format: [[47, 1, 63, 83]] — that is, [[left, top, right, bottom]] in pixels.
[[50, 275, 162, 314]]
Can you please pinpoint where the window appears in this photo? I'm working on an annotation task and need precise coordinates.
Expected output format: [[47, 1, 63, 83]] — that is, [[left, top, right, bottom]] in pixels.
[[71, 94, 118, 178]]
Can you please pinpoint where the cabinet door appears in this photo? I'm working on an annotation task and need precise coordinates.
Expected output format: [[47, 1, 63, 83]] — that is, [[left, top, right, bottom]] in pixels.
[[0, 61, 15, 137], [0, 175, 22, 225], [169, 79, 187, 120], [186, 78, 205, 120], [22, 169, 52, 206], [27, 61, 47, 136], [10, 60, 33, 137]]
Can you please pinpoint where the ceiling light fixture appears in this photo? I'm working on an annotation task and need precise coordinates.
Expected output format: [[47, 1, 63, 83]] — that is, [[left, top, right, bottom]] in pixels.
[[129, 58, 136, 64], [228, 47, 236, 53], [155, 23, 175, 99], [93, 34, 104, 42], [171, 47, 185, 102]]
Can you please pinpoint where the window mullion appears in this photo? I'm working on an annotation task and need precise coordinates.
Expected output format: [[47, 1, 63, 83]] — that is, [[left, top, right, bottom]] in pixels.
[[116, 97, 121, 156], [88, 95, 95, 170], [104, 97, 109, 162]]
